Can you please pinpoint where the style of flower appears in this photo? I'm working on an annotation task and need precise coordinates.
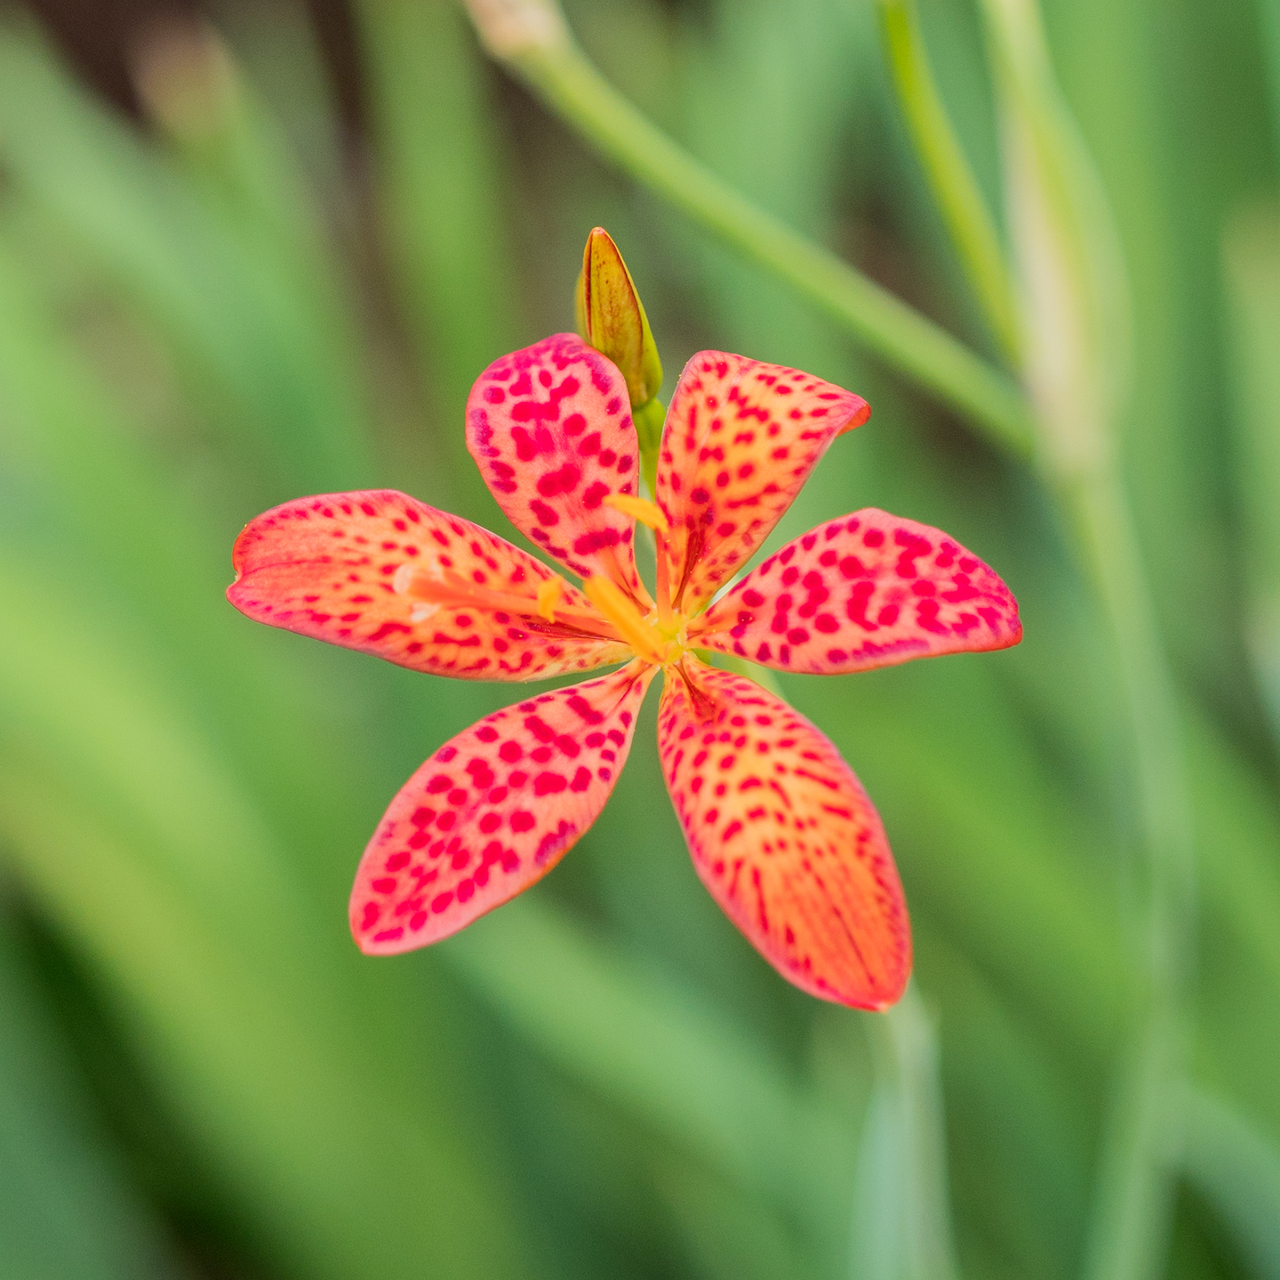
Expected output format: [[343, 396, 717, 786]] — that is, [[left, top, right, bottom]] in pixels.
[[227, 334, 1021, 1009]]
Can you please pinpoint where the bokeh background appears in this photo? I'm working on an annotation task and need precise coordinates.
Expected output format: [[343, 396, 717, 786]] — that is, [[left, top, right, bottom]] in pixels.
[[2, 0, 1279, 1277]]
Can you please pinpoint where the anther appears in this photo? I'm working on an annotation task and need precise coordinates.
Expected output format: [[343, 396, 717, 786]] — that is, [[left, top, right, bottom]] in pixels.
[[536, 576, 563, 622], [604, 492, 670, 536]]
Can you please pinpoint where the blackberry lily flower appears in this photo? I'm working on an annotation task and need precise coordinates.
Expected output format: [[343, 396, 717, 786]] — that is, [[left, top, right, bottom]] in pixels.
[[228, 335, 1020, 1009]]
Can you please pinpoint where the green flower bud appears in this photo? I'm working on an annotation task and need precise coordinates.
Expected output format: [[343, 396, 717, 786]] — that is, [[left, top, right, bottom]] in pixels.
[[575, 227, 663, 407]]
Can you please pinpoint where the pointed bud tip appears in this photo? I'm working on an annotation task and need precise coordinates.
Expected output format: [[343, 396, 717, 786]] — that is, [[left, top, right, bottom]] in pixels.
[[576, 225, 662, 406]]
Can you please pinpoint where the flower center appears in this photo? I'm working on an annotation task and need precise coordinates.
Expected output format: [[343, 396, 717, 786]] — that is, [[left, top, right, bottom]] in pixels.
[[581, 575, 688, 666], [584, 493, 688, 665], [393, 493, 689, 664]]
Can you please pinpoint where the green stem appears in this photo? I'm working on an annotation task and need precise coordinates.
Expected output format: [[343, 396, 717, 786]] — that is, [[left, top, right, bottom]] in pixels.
[[878, 983, 963, 1280], [633, 395, 664, 500], [715, 654, 961, 1278], [465, 4, 1034, 459], [1062, 466, 1194, 1280], [1059, 470, 1194, 997], [875, 0, 1022, 367], [973, 1, 1196, 1270]]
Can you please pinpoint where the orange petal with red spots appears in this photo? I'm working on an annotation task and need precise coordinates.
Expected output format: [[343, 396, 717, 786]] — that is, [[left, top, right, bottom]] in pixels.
[[657, 658, 910, 1010], [654, 352, 870, 613], [466, 334, 651, 604], [690, 510, 1021, 674], [352, 661, 656, 953], [227, 490, 631, 681]]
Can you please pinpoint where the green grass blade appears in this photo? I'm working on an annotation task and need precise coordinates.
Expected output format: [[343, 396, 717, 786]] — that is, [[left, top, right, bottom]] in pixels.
[[854, 986, 962, 1280], [354, 0, 520, 515], [0, 907, 183, 1280], [875, 0, 1021, 365], [1177, 1085, 1280, 1280], [1222, 204, 1280, 743], [0, 18, 373, 494], [446, 895, 847, 1228]]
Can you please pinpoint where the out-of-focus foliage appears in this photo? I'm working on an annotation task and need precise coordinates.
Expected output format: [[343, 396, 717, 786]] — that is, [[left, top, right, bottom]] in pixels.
[[0, 1, 1277, 1278]]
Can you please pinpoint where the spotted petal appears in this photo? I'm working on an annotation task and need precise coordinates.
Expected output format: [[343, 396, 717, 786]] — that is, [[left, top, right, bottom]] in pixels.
[[352, 661, 656, 953], [466, 334, 649, 603], [657, 658, 910, 1009], [691, 510, 1021, 674], [654, 352, 869, 614], [228, 490, 630, 680]]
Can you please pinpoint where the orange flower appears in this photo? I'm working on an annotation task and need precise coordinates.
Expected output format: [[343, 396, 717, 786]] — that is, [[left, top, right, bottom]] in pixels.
[[228, 335, 1020, 1009]]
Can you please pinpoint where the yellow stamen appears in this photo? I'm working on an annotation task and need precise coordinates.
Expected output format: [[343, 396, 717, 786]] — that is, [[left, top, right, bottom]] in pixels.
[[394, 564, 603, 632], [536, 576, 563, 622], [604, 492, 670, 536], [581, 575, 667, 664]]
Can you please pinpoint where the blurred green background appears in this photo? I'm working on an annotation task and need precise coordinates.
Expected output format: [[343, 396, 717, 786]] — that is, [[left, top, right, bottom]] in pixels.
[[1, 0, 1279, 1277]]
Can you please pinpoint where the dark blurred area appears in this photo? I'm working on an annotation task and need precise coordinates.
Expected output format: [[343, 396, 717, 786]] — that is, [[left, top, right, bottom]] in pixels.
[[31, 0, 359, 119]]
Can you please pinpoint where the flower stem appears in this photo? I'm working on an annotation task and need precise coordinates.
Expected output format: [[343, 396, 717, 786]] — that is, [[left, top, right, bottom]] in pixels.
[[463, 0, 1035, 460], [632, 395, 664, 500], [978, 2, 1196, 1275], [874, 0, 1022, 367], [1062, 467, 1193, 1280]]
